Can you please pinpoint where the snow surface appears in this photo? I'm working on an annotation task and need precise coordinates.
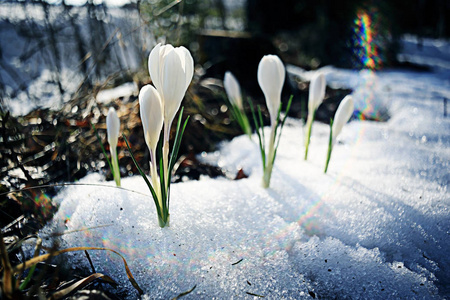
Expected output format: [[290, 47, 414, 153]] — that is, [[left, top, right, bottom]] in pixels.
[[40, 62, 450, 299], [0, 3, 153, 115]]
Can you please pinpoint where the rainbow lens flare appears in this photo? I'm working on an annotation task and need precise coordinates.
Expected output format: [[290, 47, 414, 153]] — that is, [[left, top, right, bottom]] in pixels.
[[353, 8, 382, 70]]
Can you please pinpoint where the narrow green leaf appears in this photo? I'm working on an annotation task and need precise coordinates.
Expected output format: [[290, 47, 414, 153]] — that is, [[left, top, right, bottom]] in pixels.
[[274, 95, 293, 152], [19, 237, 41, 290], [91, 122, 114, 178], [257, 106, 265, 146], [122, 134, 161, 214], [168, 107, 189, 176], [273, 100, 283, 139], [249, 99, 266, 171], [159, 153, 167, 216]]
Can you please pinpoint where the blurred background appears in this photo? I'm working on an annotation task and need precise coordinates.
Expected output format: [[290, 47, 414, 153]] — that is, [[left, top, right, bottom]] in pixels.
[[0, 0, 449, 218]]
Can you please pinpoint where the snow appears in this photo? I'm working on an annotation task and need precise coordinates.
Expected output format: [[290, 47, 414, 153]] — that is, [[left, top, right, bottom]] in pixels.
[[40, 59, 450, 299], [0, 3, 153, 115], [96, 82, 138, 104]]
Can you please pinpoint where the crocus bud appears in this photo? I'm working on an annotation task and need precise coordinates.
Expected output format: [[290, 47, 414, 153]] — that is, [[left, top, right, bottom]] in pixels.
[[148, 43, 194, 128], [224, 71, 243, 110], [257, 55, 285, 125], [308, 73, 326, 114], [139, 85, 164, 152], [332, 95, 354, 143], [106, 107, 120, 149]]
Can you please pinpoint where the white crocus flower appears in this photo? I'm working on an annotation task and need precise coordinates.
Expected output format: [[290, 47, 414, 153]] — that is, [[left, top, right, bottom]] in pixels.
[[308, 73, 326, 115], [257, 55, 285, 125], [145, 43, 194, 226], [324, 95, 354, 173], [224, 71, 252, 138], [106, 107, 121, 186], [139, 84, 164, 204], [224, 71, 243, 110], [257, 55, 286, 188], [332, 95, 354, 145], [148, 43, 194, 138], [305, 72, 326, 160]]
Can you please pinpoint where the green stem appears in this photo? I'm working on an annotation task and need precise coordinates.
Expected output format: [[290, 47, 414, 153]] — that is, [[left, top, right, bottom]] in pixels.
[[263, 123, 276, 188], [150, 149, 162, 213], [163, 125, 170, 191], [91, 122, 114, 179], [304, 110, 315, 160], [158, 213, 169, 227], [324, 119, 334, 173], [162, 140, 170, 195], [111, 148, 121, 187]]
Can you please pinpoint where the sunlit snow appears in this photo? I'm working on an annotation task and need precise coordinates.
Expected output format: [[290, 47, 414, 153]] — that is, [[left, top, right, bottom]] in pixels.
[[41, 63, 450, 299]]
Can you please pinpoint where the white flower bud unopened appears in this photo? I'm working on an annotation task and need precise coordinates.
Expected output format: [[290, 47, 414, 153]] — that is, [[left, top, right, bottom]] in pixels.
[[224, 71, 244, 110], [257, 55, 285, 125], [139, 85, 164, 153], [332, 95, 354, 143], [106, 107, 120, 149], [308, 73, 326, 115]]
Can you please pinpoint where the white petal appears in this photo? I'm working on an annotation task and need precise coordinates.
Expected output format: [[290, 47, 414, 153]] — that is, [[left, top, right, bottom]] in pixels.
[[332, 95, 354, 141], [224, 71, 243, 109], [176, 46, 194, 91], [308, 73, 326, 113], [148, 43, 162, 92], [106, 107, 120, 149], [162, 49, 187, 126], [139, 85, 164, 152]]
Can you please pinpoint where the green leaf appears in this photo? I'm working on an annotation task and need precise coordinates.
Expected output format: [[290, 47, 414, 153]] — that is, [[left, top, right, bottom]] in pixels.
[[168, 107, 190, 177], [91, 122, 114, 179], [159, 151, 167, 216], [274, 95, 293, 153], [122, 134, 161, 215], [249, 99, 266, 171], [257, 105, 265, 146]]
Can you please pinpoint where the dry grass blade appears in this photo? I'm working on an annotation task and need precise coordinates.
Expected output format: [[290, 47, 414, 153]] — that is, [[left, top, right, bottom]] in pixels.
[[154, 0, 182, 16], [171, 285, 196, 300], [48, 273, 116, 300], [11, 246, 144, 295], [0, 231, 17, 298], [245, 291, 265, 298]]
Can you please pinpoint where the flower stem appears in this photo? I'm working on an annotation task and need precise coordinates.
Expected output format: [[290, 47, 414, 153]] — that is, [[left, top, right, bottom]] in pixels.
[[324, 119, 334, 173], [158, 213, 169, 227], [111, 148, 121, 187], [304, 110, 315, 160], [150, 149, 162, 213], [163, 123, 171, 190], [263, 123, 276, 188]]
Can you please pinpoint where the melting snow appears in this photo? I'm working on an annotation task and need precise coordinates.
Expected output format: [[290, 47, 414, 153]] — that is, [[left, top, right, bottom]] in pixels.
[[41, 64, 450, 299]]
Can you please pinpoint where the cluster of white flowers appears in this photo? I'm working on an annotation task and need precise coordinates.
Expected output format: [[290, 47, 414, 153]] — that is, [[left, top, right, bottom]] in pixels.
[[224, 55, 354, 184], [104, 44, 354, 225]]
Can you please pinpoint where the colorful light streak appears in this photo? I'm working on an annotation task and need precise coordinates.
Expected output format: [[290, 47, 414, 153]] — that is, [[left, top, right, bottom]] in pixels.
[[353, 9, 381, 70]]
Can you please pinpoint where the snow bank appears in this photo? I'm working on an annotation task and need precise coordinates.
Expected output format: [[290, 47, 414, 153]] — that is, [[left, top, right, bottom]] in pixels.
[[41, 63, 450, 299]]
